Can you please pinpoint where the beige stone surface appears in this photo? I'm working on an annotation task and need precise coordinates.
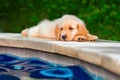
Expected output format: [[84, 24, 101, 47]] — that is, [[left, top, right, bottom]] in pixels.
[[102, 52, 120, 75], [0, 33, 120, 75]]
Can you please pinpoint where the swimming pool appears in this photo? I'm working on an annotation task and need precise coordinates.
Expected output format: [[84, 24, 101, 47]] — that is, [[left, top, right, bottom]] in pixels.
[[0, 54, 103, 80]]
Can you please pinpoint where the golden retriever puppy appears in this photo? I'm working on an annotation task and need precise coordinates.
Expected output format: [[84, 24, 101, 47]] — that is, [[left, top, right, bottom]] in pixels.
[[21, 15, 98, 41]]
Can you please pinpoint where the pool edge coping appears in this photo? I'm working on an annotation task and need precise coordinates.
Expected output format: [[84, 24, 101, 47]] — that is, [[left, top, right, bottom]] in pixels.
[[0, 33, 120, 75]]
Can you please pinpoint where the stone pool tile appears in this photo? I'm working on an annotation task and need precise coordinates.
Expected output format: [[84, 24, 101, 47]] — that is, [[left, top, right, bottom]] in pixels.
[[76, 48, 102, 66], [53, 43, 79, 58], [23, 37, 55, 52], [53, 42, 103, 66], [0, 33, 55, 52], [102, 53, 120, 75], [0, 35, 24, 48], [53, 41, 120, 47]]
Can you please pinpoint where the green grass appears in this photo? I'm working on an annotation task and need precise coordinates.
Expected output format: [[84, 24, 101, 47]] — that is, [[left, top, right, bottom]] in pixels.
[[0, 0, 119, 41]]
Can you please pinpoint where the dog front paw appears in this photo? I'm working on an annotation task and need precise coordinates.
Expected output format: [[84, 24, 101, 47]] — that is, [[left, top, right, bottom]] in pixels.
[[74, 36, 87, 42], [87, 35, 98, 41]]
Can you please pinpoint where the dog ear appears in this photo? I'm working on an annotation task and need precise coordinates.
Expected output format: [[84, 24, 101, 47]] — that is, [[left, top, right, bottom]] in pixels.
[[77, 24, 89, 36], [55, 24, 60, 40]]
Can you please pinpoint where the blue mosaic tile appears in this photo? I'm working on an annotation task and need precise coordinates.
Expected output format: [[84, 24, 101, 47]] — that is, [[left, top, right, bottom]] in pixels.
[[0, 54, 104, 80]]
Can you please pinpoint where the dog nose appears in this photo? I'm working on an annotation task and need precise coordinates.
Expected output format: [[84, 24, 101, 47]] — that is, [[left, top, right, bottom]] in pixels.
[[62, 35, 67, 40]]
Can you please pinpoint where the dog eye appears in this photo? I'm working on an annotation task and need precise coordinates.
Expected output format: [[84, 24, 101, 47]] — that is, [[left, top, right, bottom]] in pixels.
[[69, 27, 73, 30], [60, 28, 63, 30]]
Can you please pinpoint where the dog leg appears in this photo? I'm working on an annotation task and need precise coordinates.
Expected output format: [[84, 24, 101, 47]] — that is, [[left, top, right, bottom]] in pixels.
[[21, 29, 29, 36], [87, 34, 98, 41], [74, 35, 87, 42]]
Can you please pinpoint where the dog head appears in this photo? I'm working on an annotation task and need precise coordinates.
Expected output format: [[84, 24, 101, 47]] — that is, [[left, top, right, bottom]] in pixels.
[[55, 18, 88, 41]]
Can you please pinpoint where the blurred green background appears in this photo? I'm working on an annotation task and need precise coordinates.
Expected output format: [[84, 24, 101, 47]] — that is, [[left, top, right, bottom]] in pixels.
[[0, 0, 120, 41]]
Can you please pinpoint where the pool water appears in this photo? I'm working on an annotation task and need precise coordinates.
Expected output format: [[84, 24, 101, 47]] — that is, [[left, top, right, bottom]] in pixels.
[[0, 54, 103, 80]]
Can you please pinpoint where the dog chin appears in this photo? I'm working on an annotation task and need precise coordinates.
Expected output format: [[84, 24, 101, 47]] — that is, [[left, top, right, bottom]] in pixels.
[[60, 38, 73, 41]]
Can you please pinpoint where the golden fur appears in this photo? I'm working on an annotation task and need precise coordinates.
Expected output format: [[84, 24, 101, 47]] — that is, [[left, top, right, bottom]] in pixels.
[[21, 15, 98, 41]]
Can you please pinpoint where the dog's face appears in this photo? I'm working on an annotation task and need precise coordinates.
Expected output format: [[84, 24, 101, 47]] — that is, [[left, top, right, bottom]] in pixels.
[[55, 19, 88, 41], [56, 19, 79, 41], [60, 24, 77, 41]]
